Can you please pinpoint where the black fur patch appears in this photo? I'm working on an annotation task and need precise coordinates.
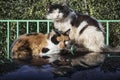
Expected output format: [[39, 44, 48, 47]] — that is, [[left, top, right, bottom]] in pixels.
[[42, 56, 50, 59], [79, 25, 88, 34], [71, 14, 77, 26], [26, 33, 38, 36], [51, 35, 59, 45], [42, 48, 50, 53], [71, 14, 101, 31]]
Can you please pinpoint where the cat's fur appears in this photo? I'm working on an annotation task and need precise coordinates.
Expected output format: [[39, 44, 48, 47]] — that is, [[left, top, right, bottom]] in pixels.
[[11, 29, 70, 64]]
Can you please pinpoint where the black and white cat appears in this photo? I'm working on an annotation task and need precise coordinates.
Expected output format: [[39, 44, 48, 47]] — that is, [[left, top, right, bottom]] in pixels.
[[46, 3, 105, 67], [46, 4, 105, 52], [46, 4, 120, 76]]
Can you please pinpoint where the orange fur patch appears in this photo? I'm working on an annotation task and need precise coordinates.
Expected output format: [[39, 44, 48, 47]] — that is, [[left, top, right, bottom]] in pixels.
[[57, 35, 70, 48]]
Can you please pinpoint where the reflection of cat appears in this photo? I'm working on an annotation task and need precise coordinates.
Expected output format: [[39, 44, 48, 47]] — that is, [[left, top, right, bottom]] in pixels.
[[11, 29, 70, 64]]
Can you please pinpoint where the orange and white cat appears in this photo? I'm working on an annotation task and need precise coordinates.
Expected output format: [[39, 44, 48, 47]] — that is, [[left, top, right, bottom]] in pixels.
[[11, 29, 70, 63]]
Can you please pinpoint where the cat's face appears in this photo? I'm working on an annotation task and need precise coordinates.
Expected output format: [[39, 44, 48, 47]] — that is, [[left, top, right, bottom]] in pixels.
[[41, 29, 71, 62], [46, 4, 70, 21], [50, 29, 70, 48]]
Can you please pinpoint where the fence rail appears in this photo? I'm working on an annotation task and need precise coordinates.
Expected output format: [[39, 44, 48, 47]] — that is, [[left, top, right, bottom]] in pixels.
[[0, 20, 120, 60]]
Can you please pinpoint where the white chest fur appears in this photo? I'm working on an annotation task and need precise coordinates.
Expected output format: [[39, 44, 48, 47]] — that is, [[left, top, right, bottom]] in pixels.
[[54, 19, 72, 32]]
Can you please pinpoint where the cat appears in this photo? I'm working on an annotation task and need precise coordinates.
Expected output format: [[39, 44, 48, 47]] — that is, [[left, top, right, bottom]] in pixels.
[[11, 29, 70, 65], [46, 4, 105, 52], [46, 4, 120, 76], [46, 3, 106, 75]]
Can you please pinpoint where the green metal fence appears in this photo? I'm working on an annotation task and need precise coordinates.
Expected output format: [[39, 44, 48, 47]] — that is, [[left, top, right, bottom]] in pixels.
[[0, 20, 120, 60]]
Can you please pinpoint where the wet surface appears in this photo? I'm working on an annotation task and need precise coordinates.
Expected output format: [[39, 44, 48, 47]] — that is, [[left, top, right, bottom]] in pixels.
[[0, 57, 120, 80]]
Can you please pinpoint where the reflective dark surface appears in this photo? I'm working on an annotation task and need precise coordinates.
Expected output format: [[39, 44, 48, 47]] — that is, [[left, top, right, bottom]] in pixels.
[[0, 57, 120, 80]]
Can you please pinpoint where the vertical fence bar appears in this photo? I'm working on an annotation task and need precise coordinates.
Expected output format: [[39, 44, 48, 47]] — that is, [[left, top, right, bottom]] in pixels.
[[37, 21, 39, 33], [106, 21, 109, 46], [106, 21, 110, 57], [26, 21, 29, 34], [47, 21, 50, 33], [7, 21, 10, 59], [16, 21, 19, 38]]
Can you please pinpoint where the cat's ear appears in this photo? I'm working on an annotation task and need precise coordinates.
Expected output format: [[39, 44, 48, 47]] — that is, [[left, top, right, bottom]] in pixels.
[[64, 29, 70, 35]]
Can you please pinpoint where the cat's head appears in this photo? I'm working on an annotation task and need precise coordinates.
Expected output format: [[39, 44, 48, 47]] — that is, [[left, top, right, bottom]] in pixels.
[[46, 4, 70, 21], [50, 29, 71, 48], [41, 29, 71, 63]]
